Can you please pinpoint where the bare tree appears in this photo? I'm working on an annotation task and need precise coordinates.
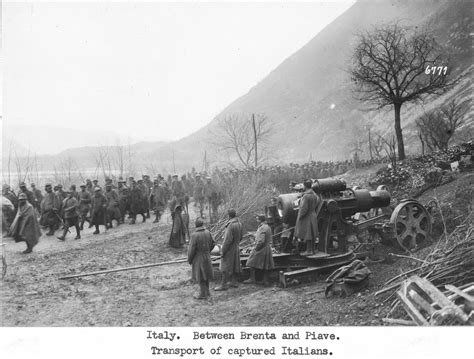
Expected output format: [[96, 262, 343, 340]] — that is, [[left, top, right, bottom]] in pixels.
[[416, 99, 469, 152], [350, 23, 452, 160], [212, 113, 272, 169], [376, 133, 397, 169]]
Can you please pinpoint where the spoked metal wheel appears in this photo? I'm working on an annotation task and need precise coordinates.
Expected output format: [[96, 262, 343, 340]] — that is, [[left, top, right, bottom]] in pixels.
[[390, 200, 432, 251]]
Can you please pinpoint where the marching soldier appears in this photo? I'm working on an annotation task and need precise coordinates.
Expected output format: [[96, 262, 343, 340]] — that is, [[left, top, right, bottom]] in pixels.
[[117, 180, 130, 224], [193, 174, 205, 217], [57, 187, 81, 241], [129, 180, 146, 224], [149, 180, 167, 223], [104, 183, 121, 228], [78, 184, 92, 230], [90, 187, 107, 234], [40, 183, 61, 236], [31, 183, 43, 212], [8, 193, 41, 254]]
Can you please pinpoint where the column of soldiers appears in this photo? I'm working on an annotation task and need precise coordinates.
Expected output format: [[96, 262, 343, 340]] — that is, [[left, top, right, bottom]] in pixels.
[[2, 172, 223, 254]]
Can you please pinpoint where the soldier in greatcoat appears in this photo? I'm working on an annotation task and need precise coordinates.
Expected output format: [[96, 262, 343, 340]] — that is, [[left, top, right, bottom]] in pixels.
[[187, 217, 215, 299], [57, 187, 81, 241], [193, 174, 205, 217], [104, 184, 121, 228], [3, 184, 18, 211], [294, 180, 320, 256], [40, 183, 61, 236], [215, 209, 242, 291], [243, 214, 274, 286], [129, 180, 146, 224], [30, 183, 43, 213], [117, 180, 130, 223], [78, 184, 91, 230], [8, 193, 41, 253], [149, 180, 167, 223], [90, 187, 107, 234], [169, 203, 186, 248]]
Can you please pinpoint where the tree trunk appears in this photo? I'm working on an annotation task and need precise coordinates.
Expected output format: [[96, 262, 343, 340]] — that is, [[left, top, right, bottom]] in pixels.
[[394, 102, 405, 160], [418, 133, 425, 155], [252, 113, 258, 168]]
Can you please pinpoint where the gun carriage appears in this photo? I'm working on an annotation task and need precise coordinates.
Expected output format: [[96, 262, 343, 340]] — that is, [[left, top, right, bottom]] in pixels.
[[258, 178, 431, 287]]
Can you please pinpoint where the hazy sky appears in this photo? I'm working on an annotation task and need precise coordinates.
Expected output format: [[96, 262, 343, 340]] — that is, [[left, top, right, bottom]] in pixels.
[[3, 1, 355, 147]]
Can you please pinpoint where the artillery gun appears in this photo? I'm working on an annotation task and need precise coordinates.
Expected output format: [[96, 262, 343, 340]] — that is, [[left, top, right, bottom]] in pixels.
[[263, 178, 432, 287]]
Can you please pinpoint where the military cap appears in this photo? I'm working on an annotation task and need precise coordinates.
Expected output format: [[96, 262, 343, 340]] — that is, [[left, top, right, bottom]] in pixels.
[[92, 179, 98, 182], [255, 213, 266, 222], [105, 177, 112, 182], [94, 187, 101, 192], [19, 182, 26, 187], [137, 179, 143, 183], [69, 186, 75, 191], [80, 184, 86, 188], [195, 174, 201, 178], [143, 174, 149, 178], [31, 183, 36, 187], [45, 183, 52, 187], [206, 176, 212, 180], [105, 184, 112, 188], [86, 179, 92, 182], [227, 208, 236, 218], [57, 184, 63, 188], [18, 193, 28, 200]]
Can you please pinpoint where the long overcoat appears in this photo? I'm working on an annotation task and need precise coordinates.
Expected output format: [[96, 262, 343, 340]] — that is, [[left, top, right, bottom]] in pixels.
[[220, 218, 242, 273], [246, 223, 274, 270], [9, 202, 41, 248], [40, 192, 61, 227], [294, 189, 320, 241], [130, 187, 146, 214], [105, 190, 121, 220], [90, 193, 107, 225], [187, 227, 214, 283]]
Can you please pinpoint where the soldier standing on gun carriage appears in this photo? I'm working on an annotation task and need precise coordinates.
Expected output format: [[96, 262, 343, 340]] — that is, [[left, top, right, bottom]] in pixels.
[[57, 187, 81, 241], [40, 183, 61, 236], [78, 184, 91, 230], [294, 179, 320, 256], [214, 209, 242, 291]]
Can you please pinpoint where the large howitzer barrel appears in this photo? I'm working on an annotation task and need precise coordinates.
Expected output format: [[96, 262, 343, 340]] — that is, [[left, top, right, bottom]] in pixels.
[[277, 178, 390, 226]]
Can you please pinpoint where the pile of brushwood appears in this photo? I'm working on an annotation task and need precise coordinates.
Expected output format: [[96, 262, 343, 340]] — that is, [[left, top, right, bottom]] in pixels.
[[378, 215, 474, 318], [369, 141, 473, 200], [209, 174, 276, 244]]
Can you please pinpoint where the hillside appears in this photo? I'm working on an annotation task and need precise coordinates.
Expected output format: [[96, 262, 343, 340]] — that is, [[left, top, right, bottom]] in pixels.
[[168, 0, 473, 169], [5, 0, 472, 173]]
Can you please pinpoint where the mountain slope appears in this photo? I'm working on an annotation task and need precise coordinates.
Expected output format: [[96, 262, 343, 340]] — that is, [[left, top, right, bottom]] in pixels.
[[170, 0, 473, 168]]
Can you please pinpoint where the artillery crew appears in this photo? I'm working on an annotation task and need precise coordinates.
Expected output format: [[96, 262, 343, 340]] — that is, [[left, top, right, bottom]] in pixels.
[[294, 179, 320, 256], [215, 209, 242, 291], [243, 214, 274, 286]]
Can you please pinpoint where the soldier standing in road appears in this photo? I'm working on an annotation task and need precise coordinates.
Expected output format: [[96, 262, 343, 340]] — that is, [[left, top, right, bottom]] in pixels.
[[243, 214, 274, 286], [149, 180, 167, 223], [58, 187, 81, 241], [215, 209, 242, 291], [187, 217, 215, 300]]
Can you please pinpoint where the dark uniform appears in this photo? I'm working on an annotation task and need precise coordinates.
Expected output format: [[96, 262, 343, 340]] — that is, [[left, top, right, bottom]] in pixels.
[[90, 189, 107, 234], [188, 222, 214, 299], [78, 186, 92, 230]]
